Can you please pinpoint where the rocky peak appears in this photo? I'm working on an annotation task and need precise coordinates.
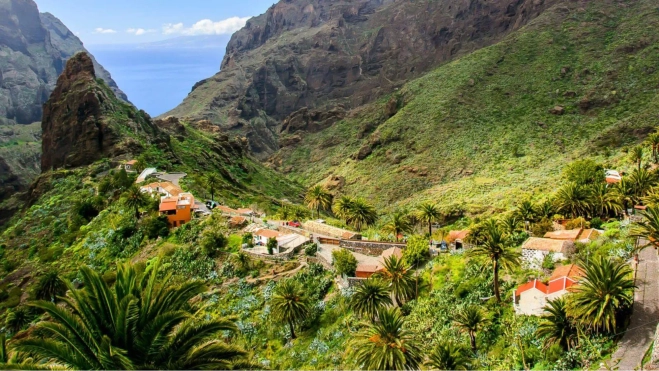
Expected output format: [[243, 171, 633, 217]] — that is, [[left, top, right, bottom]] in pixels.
[[41, 52, 165, 172], [166, 0, 560, 156]]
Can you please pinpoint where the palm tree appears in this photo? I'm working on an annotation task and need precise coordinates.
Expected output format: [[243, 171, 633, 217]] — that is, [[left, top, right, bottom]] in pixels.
[[426, 341, 471, 370], [535, 200, 555, 220], [350, 278, 392, 321], [643, 188, 659, 208], [33, 270, 67, 301], [514, 200, 536, 225], [567, 257, 635, 333], [629, 168, 657, 202], [333, 195, 356, 225], [292, 206, 309, 222], [205, 173, 220, 201], [647, 132, 659, 163], [376, 256, 415, 307], [351, 308, 422, 370], [454, 306, 490, 354], [14, 260, 248, 369], [537, 298, 578, 351], [350, 198, 378, 232], [270, 279, 310, 339], [614, 178, 635, 215], [382, 211, 412, 242], [124, 184, 149, 219], [305, 185, 333, 219], [5, 306, 31, 334], [589, 183, 623, 218], [630, 145, 644, 170], [416, 202, 442, 237], [230, 252, 252, 273], [277, 204, 292, 221], [498, 214, 522, 236], [632, 205, 659, 250], [554, 182, 592, 218], [469, 219, 520, 302]]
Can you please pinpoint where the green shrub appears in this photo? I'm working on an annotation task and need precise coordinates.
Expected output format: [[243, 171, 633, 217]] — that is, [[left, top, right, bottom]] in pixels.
[[590, 217, 604, 230], [140, 214, 170, 239], [201, 228, 229, 258], [3, 287, 22, 308], [242, 233, 254, 247], [565, 217, 589, 230], [331, 248, 357, 276], [403, 235, 430, 267], [5, 306, 31, 333], [531, 218, 554, 237], [305, 243, 318, 256], [541, 252, 556, 270], [267, 237, 278, 255]]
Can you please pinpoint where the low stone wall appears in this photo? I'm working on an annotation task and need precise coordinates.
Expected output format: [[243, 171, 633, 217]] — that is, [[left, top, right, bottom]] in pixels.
[[339, 240, 407, 256], [302, 221, 361, 240], [241, 248, 297, 261], [306, 255, 333, 271], [347, 277, 366, 287], [651, 324, 659, 368]]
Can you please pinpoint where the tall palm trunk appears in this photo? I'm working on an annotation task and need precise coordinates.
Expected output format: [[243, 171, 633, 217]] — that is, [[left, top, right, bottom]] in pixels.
[[428, 222, 432, 238], [289, 321, 296, 339], [493, 258, 500, 302], [469, 331, 477, 353]]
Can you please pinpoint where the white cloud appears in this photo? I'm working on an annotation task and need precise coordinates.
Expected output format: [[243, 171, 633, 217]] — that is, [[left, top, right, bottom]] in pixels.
[[127, 28, 156, 36], [94, 28, 117, 34], [162, 16, 249, 36]]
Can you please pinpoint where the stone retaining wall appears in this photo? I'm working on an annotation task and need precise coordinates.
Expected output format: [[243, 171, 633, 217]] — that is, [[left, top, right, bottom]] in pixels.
[[241, 248, 297, 261], [306, 255, 333, 271], [302, 221, 361, 240], [339, 240, 407, 256]]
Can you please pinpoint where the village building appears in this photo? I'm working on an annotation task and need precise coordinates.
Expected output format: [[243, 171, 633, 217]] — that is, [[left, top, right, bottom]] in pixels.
[[521, 237, 575, 269], [253, 229, 284, 246], [159, 193, 196, 228], [217, 205, 240, 217], [514, 264, 584, 316], [605, 170, 622, 184], [355, 247, 405, 279], [140, 181, 183, 200], [123, 160, 138, 172], [228, 216, 248, 229], [236, 208, 255, 217], [446, 230, 470, 250], [544, 228, 600, 243]]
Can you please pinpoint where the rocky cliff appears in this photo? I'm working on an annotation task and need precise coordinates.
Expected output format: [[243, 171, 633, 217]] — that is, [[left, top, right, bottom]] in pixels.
[[165, 0, 558, 156], [0, 0, 126, 126], [41, 52, 166, 171]]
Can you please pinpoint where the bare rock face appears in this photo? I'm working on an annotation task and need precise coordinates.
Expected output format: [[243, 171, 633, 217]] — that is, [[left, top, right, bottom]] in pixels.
[[0, 0, 126, 126], [165, 0, 559, 155], [41, 53, 165, 172]]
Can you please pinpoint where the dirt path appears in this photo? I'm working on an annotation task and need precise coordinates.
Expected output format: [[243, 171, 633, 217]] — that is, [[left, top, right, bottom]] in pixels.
[[610, 245, 659, 370]]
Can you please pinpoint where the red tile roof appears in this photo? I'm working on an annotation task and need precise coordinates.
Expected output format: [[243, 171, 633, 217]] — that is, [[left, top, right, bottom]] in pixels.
[[549, 264, 584, 281], [605, 176, 621, 184], [547, 277, 579, 294], [159, 198, 177, 212], [446, 230, 469, 243], [544, 229, 582, 241], [229, 216, 247, 225], [255, 229, 282, 239], [126, 160, 138, 165], [356, 264, 383, 273], [515, 279, 548, 296], [381, 247, 404, 260], [522, 237, 573, 253]]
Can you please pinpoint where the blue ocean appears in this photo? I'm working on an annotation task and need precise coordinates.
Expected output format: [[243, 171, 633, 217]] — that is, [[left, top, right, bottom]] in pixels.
[[88, 45, 225, 117]]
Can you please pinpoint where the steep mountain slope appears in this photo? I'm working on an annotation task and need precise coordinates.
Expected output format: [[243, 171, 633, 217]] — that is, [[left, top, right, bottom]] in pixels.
[[0, 0, 126, 202], [0, 52, 301, 228], [165, 0, 559, 155], [274, 0, 659, 214]]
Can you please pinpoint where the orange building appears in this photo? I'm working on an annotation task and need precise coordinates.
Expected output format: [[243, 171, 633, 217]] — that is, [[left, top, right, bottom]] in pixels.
[[159, 192, 196, 228]]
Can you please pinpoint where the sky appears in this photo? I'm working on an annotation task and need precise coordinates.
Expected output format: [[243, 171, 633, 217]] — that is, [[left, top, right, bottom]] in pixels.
[[35, 0, 277, 45]]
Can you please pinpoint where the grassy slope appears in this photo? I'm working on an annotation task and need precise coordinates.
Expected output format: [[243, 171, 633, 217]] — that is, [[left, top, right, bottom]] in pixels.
[[280, 0, 659, 214], [0, 122, 41, 187]]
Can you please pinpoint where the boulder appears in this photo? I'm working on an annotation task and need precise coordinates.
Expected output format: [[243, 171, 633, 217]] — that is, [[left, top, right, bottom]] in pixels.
[[549, 106, 565, 115]]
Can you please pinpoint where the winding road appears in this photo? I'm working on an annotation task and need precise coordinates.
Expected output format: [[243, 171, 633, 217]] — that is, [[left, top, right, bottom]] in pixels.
[[610, 244, 659, 370]]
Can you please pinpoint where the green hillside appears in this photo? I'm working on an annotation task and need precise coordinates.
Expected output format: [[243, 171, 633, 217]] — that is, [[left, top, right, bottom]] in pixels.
[[277, 0, 659, 214]]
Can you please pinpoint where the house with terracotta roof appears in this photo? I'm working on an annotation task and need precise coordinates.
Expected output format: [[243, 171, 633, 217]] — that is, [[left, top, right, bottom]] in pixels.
[[253, 229, 284, 246], [140, 181, 183, 200], [217, 205, 240, 217], [521, 237, 575, 269], [236, 208, 255, 216], [544, 228, 600, 243], [228, 216, 248, 229], [159, 192, 196, 228], [605, 170, 622, 185], [355, 247, 406, 279], [446, 230, 470, 250], [514, 264, 584, 315], [123, 160, 138, 172]]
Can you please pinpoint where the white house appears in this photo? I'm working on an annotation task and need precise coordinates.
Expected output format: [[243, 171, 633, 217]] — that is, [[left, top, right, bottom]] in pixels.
[[514, 265, 583, 316], [521, 237, 574, 269], [253, 229, 284, 247]]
